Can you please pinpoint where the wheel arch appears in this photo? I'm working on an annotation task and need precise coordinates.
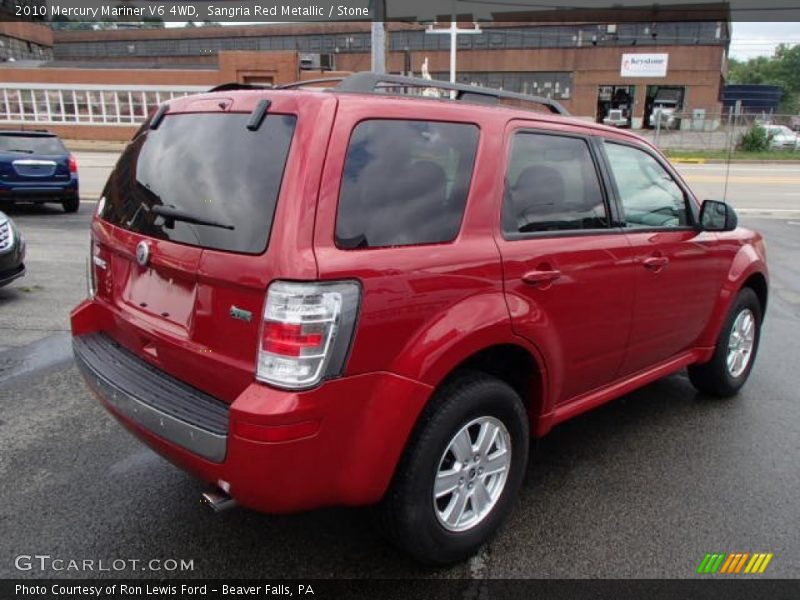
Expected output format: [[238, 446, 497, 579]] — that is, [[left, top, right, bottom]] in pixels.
[[696, 243, 768, 350], [742, 271, 768, 317]]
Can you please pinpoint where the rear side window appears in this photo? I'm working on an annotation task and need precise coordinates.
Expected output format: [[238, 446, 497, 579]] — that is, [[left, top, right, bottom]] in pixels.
[[335, 119, 479, 249], [502, 132, 608, 235], [101, 112, 296, 254], [0, 134, 67, 155]]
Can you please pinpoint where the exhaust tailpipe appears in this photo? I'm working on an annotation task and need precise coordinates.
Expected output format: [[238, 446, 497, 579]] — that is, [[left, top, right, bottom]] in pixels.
[[202, 489, 238, 512]]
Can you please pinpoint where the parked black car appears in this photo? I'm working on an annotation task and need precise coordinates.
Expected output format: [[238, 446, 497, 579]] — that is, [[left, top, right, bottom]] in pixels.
[[0, 130, 80, 213], [0, 211, 25, 287]]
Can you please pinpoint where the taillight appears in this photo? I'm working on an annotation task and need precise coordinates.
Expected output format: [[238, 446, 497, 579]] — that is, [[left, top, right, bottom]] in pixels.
[[256, 280, 361, 390], [68, 154, 78, 173]]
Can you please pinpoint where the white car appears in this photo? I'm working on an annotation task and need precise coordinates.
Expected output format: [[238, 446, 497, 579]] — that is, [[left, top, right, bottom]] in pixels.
[[764, 125, 799, 150]]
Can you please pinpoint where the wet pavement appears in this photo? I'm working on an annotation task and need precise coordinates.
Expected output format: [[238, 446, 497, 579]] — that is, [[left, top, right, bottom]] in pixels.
[[1, 187, 799, 579]]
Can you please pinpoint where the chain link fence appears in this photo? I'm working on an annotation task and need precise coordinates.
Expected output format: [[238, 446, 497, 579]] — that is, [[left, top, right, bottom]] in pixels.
[[636, 111, 800, 154]]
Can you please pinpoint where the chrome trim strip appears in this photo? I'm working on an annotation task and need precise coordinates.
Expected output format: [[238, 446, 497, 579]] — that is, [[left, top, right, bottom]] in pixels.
[[74, 346, 227, 463], [12, 159, 57, 166]]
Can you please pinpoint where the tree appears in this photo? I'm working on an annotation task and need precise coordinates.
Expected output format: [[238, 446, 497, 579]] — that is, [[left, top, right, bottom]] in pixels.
[[142, 17, 166, 28], [728, 44, 800, 113], [50, 17, 95, 31]]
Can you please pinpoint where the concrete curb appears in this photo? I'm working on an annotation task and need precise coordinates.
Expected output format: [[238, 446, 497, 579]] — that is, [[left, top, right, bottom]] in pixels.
[[669, 158, 707, 164], [65, 140, 127, 153]]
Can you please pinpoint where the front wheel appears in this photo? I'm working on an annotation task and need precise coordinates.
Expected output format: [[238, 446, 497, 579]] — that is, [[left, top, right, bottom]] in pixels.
[[376, 372, 529, 565], [688, 287, 762, 397]]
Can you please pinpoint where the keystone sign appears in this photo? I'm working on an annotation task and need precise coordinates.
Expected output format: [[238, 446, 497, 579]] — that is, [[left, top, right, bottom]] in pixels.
[[620, 53, 669, 77]]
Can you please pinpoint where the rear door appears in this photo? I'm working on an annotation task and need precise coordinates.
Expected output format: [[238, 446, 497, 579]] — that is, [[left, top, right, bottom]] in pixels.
[[90, 92, 337, 402], [495, 122, 637, 404], [600, 139, 722, 375]]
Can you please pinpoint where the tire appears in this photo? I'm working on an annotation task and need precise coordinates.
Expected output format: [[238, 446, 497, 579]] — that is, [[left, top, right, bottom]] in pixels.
[[688, 287, 762, 398], [376, 371, 529, 565], [62, 197, 80, 213]]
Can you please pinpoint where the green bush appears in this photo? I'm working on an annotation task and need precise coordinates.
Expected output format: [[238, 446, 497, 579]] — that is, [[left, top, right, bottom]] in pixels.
[[738, 123, 770, 152]]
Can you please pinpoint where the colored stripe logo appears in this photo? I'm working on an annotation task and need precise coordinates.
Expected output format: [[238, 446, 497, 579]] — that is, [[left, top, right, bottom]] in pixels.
[[697, 553, 773, 574]]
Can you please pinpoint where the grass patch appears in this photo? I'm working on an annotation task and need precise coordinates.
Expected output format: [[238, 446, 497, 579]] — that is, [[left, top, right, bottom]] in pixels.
[[17, 285, 44, 293], [665, 149, 800, 161]]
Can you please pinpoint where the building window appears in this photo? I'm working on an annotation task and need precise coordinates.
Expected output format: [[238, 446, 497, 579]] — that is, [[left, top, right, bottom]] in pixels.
[[432, 71, 573, 100], [0, 85, 206, 125]]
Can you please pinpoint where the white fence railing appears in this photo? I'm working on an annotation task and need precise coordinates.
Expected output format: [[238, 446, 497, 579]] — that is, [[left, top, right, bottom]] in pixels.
[[0, 83, 209, 126]]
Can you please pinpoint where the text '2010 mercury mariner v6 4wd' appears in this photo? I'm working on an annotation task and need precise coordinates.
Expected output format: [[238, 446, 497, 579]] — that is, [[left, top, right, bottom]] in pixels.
[[71, 73, 768, 565]]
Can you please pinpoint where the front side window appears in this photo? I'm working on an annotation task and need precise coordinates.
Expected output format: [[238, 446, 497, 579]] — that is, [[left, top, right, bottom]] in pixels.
[[604, 142, 689, 228], [502, 132, 608, 235], [336, 119, 479, 249]]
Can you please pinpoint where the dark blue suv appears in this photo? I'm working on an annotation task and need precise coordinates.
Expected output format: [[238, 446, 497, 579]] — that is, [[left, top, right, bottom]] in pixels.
[[0, 130, 80, 213]]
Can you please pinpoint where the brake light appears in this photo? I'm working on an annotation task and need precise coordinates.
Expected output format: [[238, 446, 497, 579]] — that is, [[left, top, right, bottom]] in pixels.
[[256, 280, 361, 390], [68, 154, 78, 173], [262, 322, 323, 357]]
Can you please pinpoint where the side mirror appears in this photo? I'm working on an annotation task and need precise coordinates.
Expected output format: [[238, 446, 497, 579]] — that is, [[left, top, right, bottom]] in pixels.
[[699, 199, 738, 232]]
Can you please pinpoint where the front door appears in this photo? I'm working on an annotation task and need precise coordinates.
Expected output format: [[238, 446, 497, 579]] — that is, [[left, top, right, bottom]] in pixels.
[[601, 140, 722, 376]]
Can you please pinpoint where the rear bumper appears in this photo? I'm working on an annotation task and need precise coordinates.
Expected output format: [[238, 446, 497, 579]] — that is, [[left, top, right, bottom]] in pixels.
[[71, 302, 432, 513], [0, 179, 78, 202], [74, 334, 228, 462]]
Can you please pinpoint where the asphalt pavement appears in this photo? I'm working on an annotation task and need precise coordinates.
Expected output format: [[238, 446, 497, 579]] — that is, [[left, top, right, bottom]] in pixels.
[[0, 156, 798, 579]]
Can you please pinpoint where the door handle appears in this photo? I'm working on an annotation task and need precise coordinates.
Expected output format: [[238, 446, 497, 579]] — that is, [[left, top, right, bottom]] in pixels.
[[643, 256, 670, 270], [521, 269, 561, 286]]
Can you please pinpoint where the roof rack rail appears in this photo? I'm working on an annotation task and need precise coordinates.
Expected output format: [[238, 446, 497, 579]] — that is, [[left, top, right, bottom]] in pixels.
[[208, 82, 273, 92], [334, 72, 569, 115], [276, 77, 347, 89]]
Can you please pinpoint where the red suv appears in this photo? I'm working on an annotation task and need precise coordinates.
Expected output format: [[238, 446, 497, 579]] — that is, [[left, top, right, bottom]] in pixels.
[[71, 73, 768, 565]]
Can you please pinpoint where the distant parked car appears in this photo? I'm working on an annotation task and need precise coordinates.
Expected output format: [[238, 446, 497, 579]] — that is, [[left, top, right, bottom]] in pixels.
[[0, 130, 80, 212], [0, 210, 25, 287], [763, 124, 799, 151]]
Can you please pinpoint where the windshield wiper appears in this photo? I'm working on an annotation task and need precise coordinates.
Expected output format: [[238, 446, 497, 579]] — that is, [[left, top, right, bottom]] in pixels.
[[7, 148, 34, 154], [151, 205, 235, 231]]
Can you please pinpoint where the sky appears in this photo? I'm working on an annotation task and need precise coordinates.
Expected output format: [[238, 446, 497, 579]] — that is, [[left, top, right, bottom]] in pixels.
[[729, 22, 800, 59]]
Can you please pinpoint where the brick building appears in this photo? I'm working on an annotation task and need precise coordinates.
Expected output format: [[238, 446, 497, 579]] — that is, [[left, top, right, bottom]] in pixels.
[[0, 18, 730, 139]]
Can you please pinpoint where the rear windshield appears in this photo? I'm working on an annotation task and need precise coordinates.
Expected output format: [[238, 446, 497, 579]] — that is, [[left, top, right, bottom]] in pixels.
[[0, 134, 67, 155], [100, 112, 296, 254]]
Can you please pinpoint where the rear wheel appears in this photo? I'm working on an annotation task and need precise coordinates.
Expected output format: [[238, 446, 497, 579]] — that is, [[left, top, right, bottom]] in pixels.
[[688, 287, 762, 397], [62, 197, 79, 213], [377, 372, 529, 565]]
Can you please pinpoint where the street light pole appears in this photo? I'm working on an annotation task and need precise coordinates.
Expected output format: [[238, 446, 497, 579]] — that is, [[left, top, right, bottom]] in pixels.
[[425, 20, 481, 97], [370, 0, 386, 74]]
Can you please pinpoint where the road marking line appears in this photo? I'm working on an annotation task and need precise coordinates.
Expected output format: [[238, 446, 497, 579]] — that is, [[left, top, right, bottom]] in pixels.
[[683, 176, 800, 183], [736, 208, 800, 213]]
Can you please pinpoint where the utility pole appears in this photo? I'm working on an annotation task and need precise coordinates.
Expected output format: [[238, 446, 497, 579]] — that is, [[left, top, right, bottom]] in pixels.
[[425, 19, 481, 97], [370, 0, 386, 74]]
